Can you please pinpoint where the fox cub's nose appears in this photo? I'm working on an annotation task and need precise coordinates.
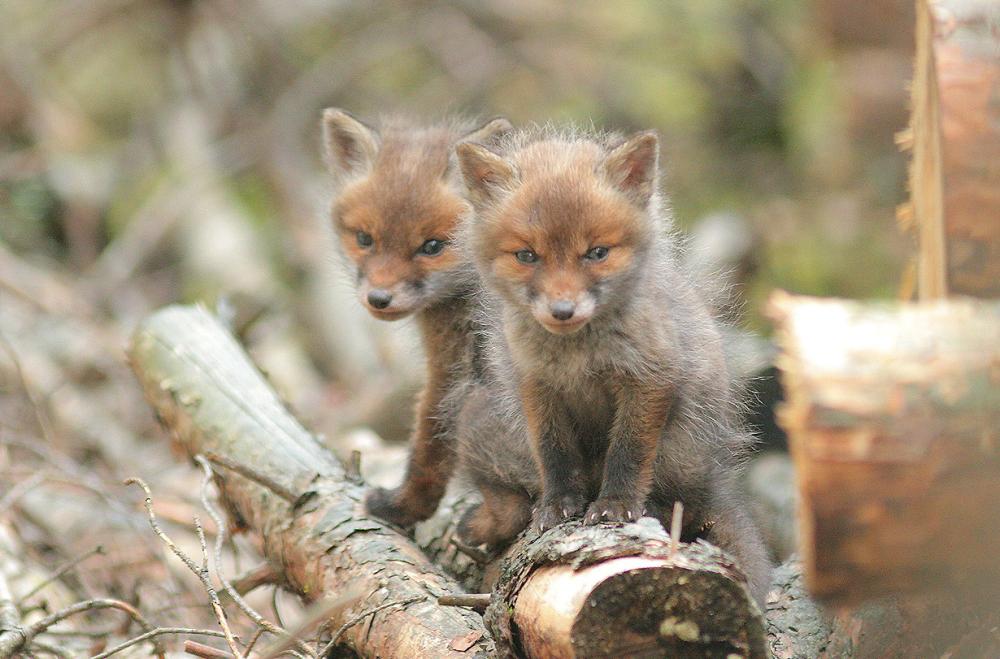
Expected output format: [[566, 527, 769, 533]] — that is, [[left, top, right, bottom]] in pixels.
[[549, 300, 576, 321], [367, 289, 393, 309]]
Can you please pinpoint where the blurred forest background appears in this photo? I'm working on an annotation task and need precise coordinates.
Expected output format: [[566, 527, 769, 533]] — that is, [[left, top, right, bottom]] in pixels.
[[0, 0, 915, 655]]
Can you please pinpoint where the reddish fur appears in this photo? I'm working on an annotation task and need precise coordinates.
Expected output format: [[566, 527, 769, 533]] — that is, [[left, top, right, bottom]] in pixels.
[[323, 112, 512, 527]]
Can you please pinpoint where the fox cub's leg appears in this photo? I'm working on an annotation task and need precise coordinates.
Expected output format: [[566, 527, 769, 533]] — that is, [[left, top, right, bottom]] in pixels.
[[365, 379, 454, 527], [521, 379, 589, 533], [586, 381, 671, 525], [457, 485, 532, 547]]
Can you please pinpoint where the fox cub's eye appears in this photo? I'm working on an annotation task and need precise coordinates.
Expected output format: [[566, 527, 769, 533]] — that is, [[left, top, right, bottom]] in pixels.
[[584, 246, 610, 262], [419, 239, 446, 256], [356, 231, 374, 248], [515, 249, 538, 264]]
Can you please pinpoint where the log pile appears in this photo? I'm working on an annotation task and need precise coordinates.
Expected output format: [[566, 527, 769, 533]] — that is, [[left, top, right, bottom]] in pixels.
[[899, 0, 1000, 299], [770, 293, 1000, 606]]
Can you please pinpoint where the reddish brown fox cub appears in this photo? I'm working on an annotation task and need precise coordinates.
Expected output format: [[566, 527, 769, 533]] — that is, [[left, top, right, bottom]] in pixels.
[[453, 127, 772, 605], [321, 109, 511, 526]]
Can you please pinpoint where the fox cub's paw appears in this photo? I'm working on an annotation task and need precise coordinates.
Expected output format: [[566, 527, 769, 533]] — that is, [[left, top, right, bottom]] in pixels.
[[533, 494, 587, 533], [364, 486, 427, 528], [585, 497, 645, 525]]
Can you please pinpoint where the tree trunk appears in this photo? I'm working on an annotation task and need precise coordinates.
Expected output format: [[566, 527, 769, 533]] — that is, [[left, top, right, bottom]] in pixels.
[[769, 293, 1000, 607], [900, 0, 1000, 298], [128, 305, 493, 658]]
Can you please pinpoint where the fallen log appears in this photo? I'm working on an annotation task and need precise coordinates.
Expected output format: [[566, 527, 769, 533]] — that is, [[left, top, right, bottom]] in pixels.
[[770, 293, 1000, 607], [128, 305, 492, 658], [900, 0, 1000, 298], [484, 520, 766, 659], [131, 305, 771, 658], [419, 500, 767, 658]]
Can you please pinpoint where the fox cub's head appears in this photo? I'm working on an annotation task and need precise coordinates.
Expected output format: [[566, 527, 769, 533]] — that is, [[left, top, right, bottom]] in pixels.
[[323, 110, 511, 320], [457, 130, 660, 335]]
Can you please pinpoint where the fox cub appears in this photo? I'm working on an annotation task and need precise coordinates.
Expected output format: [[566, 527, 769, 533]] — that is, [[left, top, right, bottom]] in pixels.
[[453, 127, 771, 605], [322, 110, 511, 526]]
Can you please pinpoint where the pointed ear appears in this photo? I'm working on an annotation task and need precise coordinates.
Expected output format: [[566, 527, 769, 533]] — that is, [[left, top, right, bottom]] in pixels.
[[601, 130, 659, 207], [321, 108, 379, 178], [456, 142, 516, 209], [459, 117, 513, 148]]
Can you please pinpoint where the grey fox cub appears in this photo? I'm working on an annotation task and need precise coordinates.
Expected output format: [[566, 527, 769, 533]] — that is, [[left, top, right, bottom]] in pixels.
[[453, 126, 772, 606], [321, 109, 511, 526]]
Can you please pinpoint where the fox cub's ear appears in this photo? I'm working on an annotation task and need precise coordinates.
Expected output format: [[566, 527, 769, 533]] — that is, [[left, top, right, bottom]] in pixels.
[[459, 117, 513, 148], [601, 130, 659, 207], [322, 108, 380, 178], [456, 142, 516, 210]]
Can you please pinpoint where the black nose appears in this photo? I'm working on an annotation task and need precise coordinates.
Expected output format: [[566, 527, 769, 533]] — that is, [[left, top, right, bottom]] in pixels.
[[368, 289, 392, 309], [550, 300, 575, 321]]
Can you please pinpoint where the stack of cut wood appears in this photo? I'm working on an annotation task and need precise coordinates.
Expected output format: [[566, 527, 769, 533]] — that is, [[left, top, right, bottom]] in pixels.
[[769, 1, 1000, 656]]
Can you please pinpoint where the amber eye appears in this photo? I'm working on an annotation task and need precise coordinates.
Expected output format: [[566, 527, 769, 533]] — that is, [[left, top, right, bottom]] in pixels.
[[419, 239, 446, 256], [356, 231, 374, 248], [584, 246, 609, 262], [515, 249, 538, 264]]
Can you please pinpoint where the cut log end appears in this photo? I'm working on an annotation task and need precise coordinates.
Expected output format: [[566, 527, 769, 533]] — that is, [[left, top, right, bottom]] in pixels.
[[487, 520, 766, 659]]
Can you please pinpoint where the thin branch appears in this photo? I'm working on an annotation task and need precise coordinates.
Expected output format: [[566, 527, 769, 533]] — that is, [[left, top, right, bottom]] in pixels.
[[449, 537, 490, 565], [255, 589, 366, 659], [26, 638, 72, 658], [91, 628, 230, 659], [0, 571, 25, 658], [0, 333, 56, 445], [18, 598, 161, 658], [18, 545, 105, 605], [670, 501, 684, 559], [124, 477, 241, 658], [0, 470, 46, 515], [194, 456, 312, 658], [437, 594, 490, 611], [202, 452, 298, 504], [223, 562, 279, 600], [313, 597, 425, 659], [184, 639, 233, 658]]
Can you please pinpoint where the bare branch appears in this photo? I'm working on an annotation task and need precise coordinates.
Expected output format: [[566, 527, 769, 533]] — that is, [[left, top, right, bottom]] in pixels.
[[124, 477, 241, 658], [312, 597, 425, 659], [195, 455, 313, 658], [202, 452, 299, 504], [18, 545, 105, 605], [91, 628, 231, 659], [0, 571, 25, 658], [437, 594, 490, 611]]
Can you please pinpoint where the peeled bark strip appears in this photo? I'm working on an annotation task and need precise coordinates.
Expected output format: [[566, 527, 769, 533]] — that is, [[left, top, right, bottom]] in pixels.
[[770, 293, 1000, 607], [128, 305, 492, 658], [901, 0, 1000, 298]]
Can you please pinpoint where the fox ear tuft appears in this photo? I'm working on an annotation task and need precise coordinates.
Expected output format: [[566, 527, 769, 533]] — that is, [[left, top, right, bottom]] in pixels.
[[601, 130, 659, 207], [459, 117, 513, 148], [322, 108, 379, 178], [456, 142, 516, 210]]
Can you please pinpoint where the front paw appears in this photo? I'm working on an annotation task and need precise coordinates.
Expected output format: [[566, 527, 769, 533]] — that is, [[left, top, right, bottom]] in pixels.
[[533, 494, 587, 533], [585, 497, 644, 525], [364, 486, 423, 527]]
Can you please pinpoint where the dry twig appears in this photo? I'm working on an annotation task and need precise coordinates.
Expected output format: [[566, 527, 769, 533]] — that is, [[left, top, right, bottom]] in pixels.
[[18, 545, 105, 605], [125, 477, 242, 658], [195, 455, 313, 658]]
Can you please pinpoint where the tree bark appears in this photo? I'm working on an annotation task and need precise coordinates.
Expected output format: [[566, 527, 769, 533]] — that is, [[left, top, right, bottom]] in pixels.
[[128, 305, 493, 658], [420, 500, 767, 658], [769, 293, 1000, 607], [485, 520, 766, 659], [900, 0, 1000, 298]]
